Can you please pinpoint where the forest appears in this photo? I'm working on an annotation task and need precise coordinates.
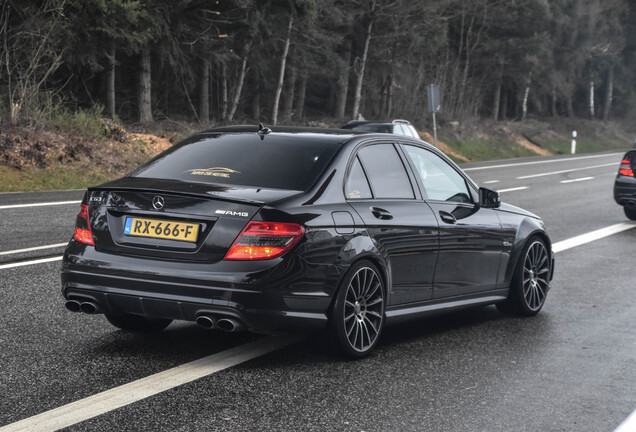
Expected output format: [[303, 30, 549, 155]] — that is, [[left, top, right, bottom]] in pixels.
[[1, 0, 634, 130]]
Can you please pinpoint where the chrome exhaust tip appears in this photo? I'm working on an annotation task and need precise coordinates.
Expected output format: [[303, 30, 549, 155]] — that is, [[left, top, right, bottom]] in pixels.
[[79, 302, 102, 314], [65, 300, 82, 313], [217, 318, 245, 332], [196, 315, 217, 329]]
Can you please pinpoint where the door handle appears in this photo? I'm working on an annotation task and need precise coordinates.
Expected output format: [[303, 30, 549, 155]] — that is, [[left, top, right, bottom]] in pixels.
[[371, 207, 393, 220], [439, 211, 457, 224]]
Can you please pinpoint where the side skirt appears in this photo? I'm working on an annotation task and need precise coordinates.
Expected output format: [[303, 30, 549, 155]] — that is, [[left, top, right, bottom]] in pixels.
[[385, 289, 508, 325]]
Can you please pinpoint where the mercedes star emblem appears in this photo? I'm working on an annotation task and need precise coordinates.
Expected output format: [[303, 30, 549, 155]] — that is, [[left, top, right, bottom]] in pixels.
[[152, 195, 165, 210]]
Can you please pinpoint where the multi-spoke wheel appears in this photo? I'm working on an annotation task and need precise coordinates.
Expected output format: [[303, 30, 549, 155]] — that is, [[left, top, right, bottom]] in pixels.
[[331, 261, 385, 358], [498, 237, 551, 316]]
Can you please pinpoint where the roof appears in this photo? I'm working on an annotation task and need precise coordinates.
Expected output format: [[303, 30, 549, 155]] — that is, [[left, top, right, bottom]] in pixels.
[[203, 124, 365, 140]]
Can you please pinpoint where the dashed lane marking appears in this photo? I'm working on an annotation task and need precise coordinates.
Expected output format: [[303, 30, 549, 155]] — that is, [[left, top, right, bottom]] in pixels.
[[516, 162, 616, 180], [483, 180, 500, 184], [560, 176, 594, 184], [463, 152, 623, 172], [0, 243, 68, 256], [0, 200, 81, 210], [497, 186, 529, 193]]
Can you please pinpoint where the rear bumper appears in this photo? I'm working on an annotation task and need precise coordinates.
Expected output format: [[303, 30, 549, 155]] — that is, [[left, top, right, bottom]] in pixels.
[[61, 241, 338, 333], [614, 175, 636, 207]]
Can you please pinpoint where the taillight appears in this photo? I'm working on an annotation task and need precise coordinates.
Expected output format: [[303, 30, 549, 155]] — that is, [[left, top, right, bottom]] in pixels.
[[74, 204, 94, 246], [619, 159, 634, 177], [224, 221, 305, 260]]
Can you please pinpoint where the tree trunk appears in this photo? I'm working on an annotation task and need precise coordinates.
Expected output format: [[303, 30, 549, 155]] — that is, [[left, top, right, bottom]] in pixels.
[[521, 84, 530, 121], [492, 58, 503, 121], [352, 9, 374, 120], [251, 67, 260, 120], [296, 71, 307, 119], [199, 57, 210, 124], [335, 42, 351, 119], [106, 41, 116, 119], [282, 64, 296, 122], [602, 66, 614, 121], [589, 80, 595, 119], [138, 47, 153, 125], [565, 92, 574, 117], [228, 42, 251, 122], [220, 61, 228, 121], [551, 89, 558, 117], [272, 16, 293, 125]]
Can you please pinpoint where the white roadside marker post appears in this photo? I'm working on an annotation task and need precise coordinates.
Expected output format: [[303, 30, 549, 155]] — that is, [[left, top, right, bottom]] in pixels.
[[571, 130, 577, 154]]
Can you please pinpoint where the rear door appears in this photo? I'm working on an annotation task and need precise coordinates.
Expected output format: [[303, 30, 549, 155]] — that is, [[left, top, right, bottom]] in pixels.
[[401, 143, 504, 298], [345, 142, 439, 305]]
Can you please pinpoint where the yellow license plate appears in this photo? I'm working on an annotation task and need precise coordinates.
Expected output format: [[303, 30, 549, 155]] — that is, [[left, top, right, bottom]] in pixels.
[[124, 217, 199, 242]]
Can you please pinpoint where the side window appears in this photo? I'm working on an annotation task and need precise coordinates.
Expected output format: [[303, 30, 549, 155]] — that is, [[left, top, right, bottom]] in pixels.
[[407, 125, 420, 139], [403, 145, 472, 203], [345, 157, 372, 199], [357, 144, 414, 199]]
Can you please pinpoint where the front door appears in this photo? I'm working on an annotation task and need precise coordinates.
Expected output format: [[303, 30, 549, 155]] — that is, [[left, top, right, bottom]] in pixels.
[[401, 144, 504, 298]]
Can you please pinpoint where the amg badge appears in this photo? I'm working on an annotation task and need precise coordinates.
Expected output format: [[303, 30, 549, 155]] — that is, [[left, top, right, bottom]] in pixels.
[[215, 210, 249, 217]]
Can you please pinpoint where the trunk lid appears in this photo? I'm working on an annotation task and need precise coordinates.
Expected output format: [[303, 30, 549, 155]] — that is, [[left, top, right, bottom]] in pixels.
[[86, 178, 301, 262]]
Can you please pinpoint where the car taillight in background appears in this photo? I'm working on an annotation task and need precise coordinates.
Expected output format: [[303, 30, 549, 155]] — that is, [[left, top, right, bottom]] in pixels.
[[619, 159, 634, 177], [74, 204, 94, 246], [224, 221, 305, 260]]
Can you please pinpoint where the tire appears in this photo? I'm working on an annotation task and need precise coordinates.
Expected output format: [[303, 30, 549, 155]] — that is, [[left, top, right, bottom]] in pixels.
[[105, 313, 172, 332], [498, 237, 550, 316], [331, 260, 385, 358], [624, 206, 636, 221]]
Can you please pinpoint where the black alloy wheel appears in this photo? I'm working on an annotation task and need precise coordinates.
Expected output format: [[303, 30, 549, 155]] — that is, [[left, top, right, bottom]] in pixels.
[[499, 237, 550, 316], [332, 260, 385, 358], [105, 313, 172, 332], [624, 206, 636, 221]]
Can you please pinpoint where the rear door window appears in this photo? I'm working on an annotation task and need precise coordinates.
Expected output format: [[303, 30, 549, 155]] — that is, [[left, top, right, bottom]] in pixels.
[[357, 144, 414, 199]]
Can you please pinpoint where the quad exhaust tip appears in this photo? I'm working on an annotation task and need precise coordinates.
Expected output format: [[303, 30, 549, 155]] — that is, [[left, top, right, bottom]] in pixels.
[[65, 300, 102, 314], [217, 318, 245, 332], [196, 315, 217, 329], [65, 300, 81, 313]]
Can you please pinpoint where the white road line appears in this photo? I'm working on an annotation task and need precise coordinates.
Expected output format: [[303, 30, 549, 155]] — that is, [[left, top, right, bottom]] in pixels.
[[614, 409, 636, 432], [552, 222, 636, 253], [560, 177, 594, 184], [0, 200, 81, 210], [483, 180, 500, 184], [497, 186, 529, 193], [516, 162, 616, 180], [0, 243, 68, 256], [0, 335, 303, 432], [463, 152, 623, 172], [0, 256, 63, 270]]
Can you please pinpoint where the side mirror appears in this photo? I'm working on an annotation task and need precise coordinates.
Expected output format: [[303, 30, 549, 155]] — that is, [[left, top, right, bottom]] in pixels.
[[479, 187, 501, 208]]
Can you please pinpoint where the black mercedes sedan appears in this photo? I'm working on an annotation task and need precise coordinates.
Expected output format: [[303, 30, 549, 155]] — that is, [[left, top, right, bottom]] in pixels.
[[62, 125, 554, 358], [614, 150, 636, 220]]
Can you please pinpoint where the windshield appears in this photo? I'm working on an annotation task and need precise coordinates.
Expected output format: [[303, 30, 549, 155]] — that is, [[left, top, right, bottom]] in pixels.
[[131, 133, 342, 191]]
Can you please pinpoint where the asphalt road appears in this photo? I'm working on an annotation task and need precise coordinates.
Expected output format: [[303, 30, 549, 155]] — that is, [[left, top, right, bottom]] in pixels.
[[0, 151, 634, 431]]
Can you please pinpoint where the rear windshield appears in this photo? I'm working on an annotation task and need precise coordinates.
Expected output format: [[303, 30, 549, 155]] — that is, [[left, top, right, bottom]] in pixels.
[[131, 133, 342, 191]]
